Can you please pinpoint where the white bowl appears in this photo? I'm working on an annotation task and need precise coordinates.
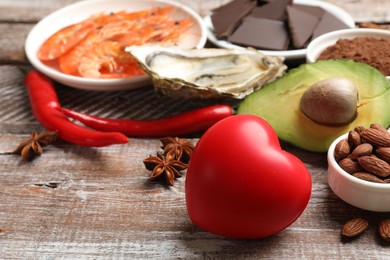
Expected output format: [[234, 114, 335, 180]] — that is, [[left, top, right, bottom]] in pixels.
[[327, 133, 390, 212], [306, 28, 390, 80], [204, 0, 355, 61], [25, 0, 207, 91]]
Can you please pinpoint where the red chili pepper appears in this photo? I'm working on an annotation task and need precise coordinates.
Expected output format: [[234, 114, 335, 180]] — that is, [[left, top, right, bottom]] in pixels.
[[61, 105, 233, 137], [24, 70, 128, 147]]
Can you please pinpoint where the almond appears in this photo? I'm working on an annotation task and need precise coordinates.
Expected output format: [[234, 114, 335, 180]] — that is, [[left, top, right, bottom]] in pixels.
[[376, 147, 390, 164], [349, 143, 373, 159], [341, 217, 369, 238], [334, 138, 350, 160], [348, 130, 361, 148], [370, 123, 388, 133], [352, 172, 385, 183], [360, 128, 390, 147], [338, 158, 363, 174], [357, 155, 390, 178], [354, 126, 365, 134], [379, 219, 390, 242]]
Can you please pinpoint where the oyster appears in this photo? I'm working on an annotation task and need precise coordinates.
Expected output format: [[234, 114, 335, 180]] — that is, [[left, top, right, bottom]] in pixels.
[[126, 44, 286, 99]]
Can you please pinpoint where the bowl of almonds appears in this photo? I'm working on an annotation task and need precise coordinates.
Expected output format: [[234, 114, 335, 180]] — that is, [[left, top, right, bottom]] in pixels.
[[327, 123, 390, 212]]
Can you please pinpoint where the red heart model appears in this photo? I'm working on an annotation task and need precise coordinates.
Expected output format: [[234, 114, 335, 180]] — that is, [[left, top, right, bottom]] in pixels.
[[185, 114, 312, 239]]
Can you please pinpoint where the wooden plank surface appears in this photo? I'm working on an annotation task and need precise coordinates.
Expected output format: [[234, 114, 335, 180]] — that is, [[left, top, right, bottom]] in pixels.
[[1, 1, 390, 259], [325, 0, 390, 23]]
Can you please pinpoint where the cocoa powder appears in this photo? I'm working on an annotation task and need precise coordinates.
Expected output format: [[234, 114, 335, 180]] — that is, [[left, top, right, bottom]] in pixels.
[[318, 37, 390, 76]]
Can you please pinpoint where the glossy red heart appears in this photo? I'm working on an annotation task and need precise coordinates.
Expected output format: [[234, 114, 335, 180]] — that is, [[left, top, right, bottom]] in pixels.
[[185, 114, 312, 239]]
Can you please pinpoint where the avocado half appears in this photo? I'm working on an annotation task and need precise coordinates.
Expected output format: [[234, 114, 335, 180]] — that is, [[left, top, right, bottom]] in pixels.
[[237, 60, 390, 152]]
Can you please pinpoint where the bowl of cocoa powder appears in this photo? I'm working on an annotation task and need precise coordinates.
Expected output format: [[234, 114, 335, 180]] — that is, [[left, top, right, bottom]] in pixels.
[[327, 124, 390, 212], [306, 28, 390, 79]]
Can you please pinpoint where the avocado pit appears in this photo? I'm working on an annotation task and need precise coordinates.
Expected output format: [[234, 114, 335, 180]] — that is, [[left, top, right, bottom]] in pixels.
[[299, 77, 358, 126]]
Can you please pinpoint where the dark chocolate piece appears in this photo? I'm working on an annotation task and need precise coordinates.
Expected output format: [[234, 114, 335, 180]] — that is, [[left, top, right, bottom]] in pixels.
[[228, 16, 290, 50], [287, 5, 320, 48], [211, 0, 257, 38], [214, 0, 353, 52], [250, 0, 292, 21], [312, 12, 352, 39]]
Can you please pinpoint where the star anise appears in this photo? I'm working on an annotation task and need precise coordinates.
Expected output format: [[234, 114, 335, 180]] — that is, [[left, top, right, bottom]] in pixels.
[[13, 130, 58, 161], [160, 137, 194, 164], [143, 152, 187, 186]]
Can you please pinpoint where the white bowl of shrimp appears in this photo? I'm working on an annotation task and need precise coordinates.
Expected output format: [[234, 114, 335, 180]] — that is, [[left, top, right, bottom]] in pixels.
[[25, 0, 207, 91]]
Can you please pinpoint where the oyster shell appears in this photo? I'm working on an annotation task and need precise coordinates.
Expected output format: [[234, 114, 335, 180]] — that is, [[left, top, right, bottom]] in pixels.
[[126, 44, 287, 99]]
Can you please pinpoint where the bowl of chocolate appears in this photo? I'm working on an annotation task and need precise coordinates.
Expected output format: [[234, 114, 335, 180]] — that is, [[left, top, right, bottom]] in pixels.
[[327, 124, 390, 212], [204, 0, 355, 61], [306, 28, 390, 79]]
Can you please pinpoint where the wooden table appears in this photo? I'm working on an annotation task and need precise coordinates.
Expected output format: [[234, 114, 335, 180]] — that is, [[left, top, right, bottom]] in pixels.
[[1, 0, 389, 258]]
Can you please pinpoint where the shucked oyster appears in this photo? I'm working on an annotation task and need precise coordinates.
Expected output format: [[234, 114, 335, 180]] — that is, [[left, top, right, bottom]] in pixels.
[[126, 44, 287, 99]]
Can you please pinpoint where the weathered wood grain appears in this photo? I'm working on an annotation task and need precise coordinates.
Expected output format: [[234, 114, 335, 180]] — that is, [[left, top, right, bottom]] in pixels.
[[0, 0, 80, 22], [0, 24, 31, 64], [326, 0, 390, 23], [1, 1, 390, 259]]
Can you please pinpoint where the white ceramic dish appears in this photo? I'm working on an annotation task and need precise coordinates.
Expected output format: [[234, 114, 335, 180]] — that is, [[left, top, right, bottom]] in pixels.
[[204, 0, 355, 61], [25, 0, 207, 91], [306, 28, 390, 80], [328, 133, 390, 212]]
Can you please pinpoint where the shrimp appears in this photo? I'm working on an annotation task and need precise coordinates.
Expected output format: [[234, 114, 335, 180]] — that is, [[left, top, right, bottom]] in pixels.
[[121, 6, 173, 21], [77, 41, 144, 79], [98, 8, 174, 43], [59, 31, 101, 76], [97, 20, 138, 41], [113, 18, 193, 46], [58, 7, 175, 75], [38, 6, 173, 61], [41, 6, 192, 79], [145, 19, 193, 44], [89, 6, 173, 27], [38, 22, 94, 61]]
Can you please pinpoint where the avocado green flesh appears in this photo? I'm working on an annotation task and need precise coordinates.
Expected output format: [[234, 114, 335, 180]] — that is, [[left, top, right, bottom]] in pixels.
[[237, 60, 390, 152]]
